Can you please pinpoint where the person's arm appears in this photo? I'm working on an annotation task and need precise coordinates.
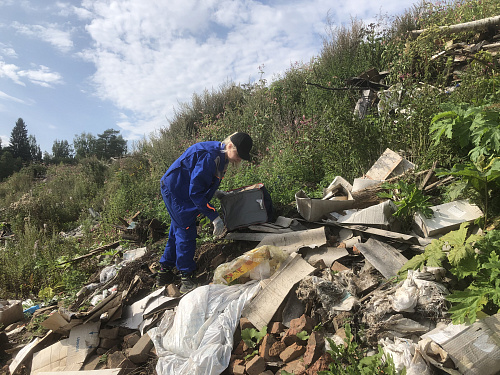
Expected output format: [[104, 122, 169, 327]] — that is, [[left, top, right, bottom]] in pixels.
[[189, 152, 220, 221]]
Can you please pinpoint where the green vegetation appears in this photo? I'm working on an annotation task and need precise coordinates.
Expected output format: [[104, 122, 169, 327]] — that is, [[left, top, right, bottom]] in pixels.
[[241, 326, 267, 349], [1, 0, 500, 349], [400, 223, 500, 324], [320, 324, 400, 375]]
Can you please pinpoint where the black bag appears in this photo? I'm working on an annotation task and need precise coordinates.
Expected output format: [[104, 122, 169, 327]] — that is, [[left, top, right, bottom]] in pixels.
[[220, 183, 274, 231]]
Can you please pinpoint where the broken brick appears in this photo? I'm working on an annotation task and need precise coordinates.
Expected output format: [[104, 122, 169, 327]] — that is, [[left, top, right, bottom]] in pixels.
[[99, 338, 121, 350], [259, 334, 279, 361], [269, 341, 287, 357], [230, 358, 246, 375], [269, 321, 286, 334], [166, 283, 181, 297], [288, 314, 315, 336], [279, 342, 306, 363], [303, 331, 324, 366], [107, 351, 137, 371], [279, 357, 307, 374], [304, 353, 332, 374], [123, 332, 141, 348], [245, 355, 266, 375], [240, 317, 255, 331], [331, 261, 349, 272], [99, 327, 120, 339]]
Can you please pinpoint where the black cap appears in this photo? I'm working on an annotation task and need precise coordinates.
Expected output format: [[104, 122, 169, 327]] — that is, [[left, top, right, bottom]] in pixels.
[[230, 132, 253, 161]]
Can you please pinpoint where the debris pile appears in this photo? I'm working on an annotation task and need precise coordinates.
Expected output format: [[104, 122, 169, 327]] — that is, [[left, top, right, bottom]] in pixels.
[[2, 142, 497, 375]]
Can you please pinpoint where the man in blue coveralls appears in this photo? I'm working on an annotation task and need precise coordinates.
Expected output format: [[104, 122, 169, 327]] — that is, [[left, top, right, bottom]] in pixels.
[[158, 132, 253, 293]]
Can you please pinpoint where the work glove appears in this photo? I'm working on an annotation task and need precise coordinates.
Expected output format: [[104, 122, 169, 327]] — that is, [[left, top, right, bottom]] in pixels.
[[214, 190, 226, 199], [212, 216, 225, 237]]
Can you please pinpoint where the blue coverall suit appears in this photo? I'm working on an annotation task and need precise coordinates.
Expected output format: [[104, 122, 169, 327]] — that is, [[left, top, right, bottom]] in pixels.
[[159, 141, 227, 274]]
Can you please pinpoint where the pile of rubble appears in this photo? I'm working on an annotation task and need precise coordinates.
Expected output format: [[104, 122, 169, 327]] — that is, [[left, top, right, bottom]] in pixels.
[[1, 146, 497, 375]]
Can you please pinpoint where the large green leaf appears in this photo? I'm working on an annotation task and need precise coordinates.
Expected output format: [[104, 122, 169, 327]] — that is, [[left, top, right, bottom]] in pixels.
[[446, 288, 489, 324]]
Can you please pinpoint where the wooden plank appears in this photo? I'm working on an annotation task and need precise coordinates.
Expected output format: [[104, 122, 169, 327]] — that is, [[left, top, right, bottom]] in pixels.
[[354, 238, 408, 279]]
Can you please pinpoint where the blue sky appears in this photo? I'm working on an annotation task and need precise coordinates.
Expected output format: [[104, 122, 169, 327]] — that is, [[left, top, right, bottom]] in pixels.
[[0, 0, 420, 155]]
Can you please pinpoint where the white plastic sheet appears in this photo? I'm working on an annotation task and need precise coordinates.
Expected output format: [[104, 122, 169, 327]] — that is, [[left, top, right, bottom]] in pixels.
[[149, 281, 261, 375]]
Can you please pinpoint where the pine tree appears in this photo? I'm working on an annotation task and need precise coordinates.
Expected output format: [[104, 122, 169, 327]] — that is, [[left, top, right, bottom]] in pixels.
[[28, 135, 42, 162], [10, 118, 31, 162]]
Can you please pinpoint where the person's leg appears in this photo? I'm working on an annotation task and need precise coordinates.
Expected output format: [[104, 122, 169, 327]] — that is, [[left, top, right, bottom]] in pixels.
[[174, 224, 197, 274], [158, 183, 178, 286], [159, 223, 176, 267], [171, 221, 198, 293]]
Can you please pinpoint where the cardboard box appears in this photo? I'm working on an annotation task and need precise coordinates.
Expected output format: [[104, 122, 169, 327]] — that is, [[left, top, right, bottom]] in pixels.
[[413, 200, 483, 237], [0, 300, 24, 327]]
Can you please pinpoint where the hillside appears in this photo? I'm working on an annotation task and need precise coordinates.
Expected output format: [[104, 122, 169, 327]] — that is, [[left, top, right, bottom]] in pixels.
[[2, 0, 500, 374]]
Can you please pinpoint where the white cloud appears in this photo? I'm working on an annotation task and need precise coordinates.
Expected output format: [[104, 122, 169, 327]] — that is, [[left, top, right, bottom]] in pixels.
[[18, 65, 64, 87], [75, 0, 418, 141], [0, 43, 17, 58], [78, 0, 329, 140], [0, 89, 26, 103], [0, 61, 25, 85], [0, 61, 63, 87], [12, 21, 74, 52]]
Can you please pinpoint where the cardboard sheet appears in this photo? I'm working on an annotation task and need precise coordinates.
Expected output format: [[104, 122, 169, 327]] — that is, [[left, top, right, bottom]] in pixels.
[[241, 253, 315, 329], [65, 321, 101, 371], [257, 226, 327, 255]]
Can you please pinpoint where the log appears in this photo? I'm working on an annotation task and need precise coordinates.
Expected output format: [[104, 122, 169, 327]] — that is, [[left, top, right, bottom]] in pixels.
[[411, 15, 500, 37]]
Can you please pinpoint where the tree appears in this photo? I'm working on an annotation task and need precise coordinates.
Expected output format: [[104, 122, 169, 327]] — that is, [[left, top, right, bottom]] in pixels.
[[52, 139, 73, 159], [73, 132, 97, 159], [28, 135, 42, 162], [95, 129, 127, 159], [10, 118, 31, 162], [0, 151, 22, 181]]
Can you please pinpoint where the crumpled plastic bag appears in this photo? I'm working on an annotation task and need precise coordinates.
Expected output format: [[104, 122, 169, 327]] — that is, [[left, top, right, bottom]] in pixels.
[[380, 338, 432, 375], [149, 281, 261, 375], [213, 245, 288, 285], [391, 269, 448, 313]]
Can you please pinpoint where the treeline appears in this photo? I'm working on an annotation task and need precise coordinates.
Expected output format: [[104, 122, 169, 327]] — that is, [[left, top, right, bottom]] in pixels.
[[0, 118, 127, 181]]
